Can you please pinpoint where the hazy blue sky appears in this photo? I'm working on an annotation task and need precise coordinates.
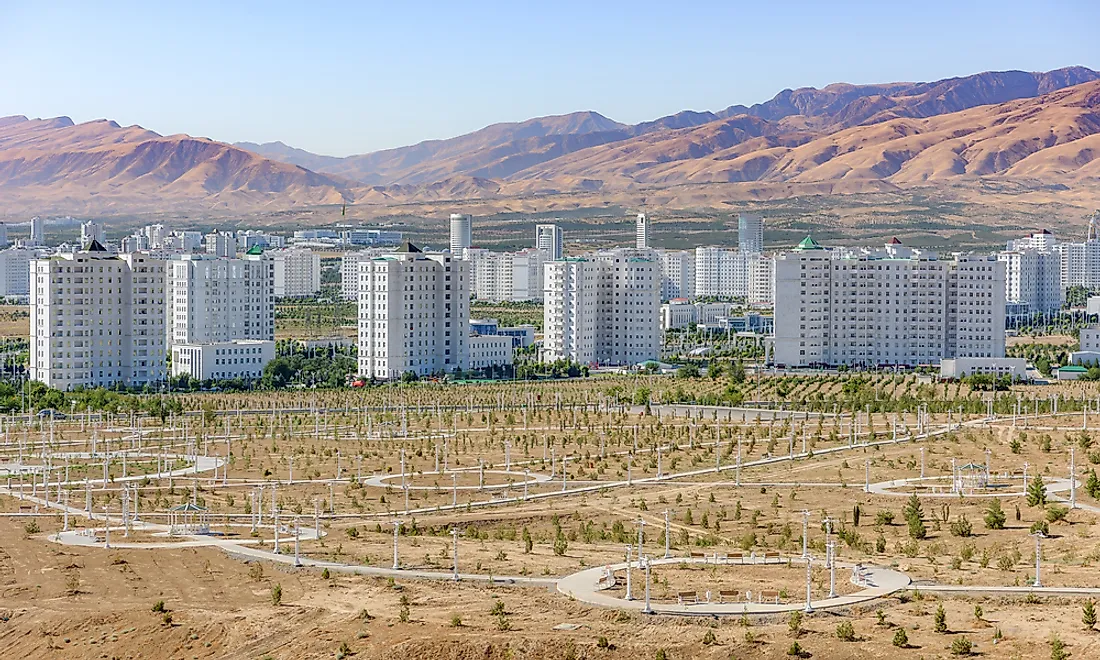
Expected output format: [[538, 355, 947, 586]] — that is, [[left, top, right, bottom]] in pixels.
[[2, 0, 1096, 156]]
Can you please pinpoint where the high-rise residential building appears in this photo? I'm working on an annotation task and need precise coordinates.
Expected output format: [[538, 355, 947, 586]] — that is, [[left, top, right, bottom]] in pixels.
[[635, 213, 650, 249], [142, 224, 167, 249], [0, 247, 31, 297], [999, 229, 1062, 316], [694, 247, 748, 297], [1054, 217, 1100, 290], [738, 213, 764, 254], [449, 213, 472, 254], [340, 252, 369, 301], [542, 250, 661, 366], [773, 237, 1006, 368], [168, 249, 274, 346], [30, 216, 45, 246], [204, 231, 237, 258], [466, 248, 546, 302], [0, 223, 9, 248], [535, 224, 564, 260], [80, 221, 106, 247], [30, 246, 167, 389], [657, 249, 695, 300], [748, 254, 775, 305], [272, 248, 321, 298], [357, 241, 469, 379]]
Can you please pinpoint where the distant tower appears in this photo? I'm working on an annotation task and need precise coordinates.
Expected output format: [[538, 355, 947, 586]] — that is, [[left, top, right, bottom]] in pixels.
[[535, 224, 564, 260], [1090, 211, 1100, 241], [738, 213, 764, 254], [450, 213, 472, 255], [0, 223, 9, 248], [30, 216, 45, 246], [635, 213, 649, 249], [80, 221, 105, 248]]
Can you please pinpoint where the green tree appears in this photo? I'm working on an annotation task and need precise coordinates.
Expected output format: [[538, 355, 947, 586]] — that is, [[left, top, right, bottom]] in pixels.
[[984, 499, 1007, 530], [730, 360, 746, 384], [1027, 474, 1048, 507], [1086, 469, 1100, 498], [934, 603, 948, 633], [892, 628, 908, 648], [903, 494, 926, 540], [1084, 600, 1097, 630]]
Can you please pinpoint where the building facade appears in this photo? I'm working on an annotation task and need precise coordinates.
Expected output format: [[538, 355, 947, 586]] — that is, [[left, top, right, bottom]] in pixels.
[[635, 213, 649, 249], [0, 247, 31, 297], [30, 246, 167, 389], [468, 334, 514, 370], [535, 224, 564, 260], [738, 213, 763, 254], [168, 251, 274, 346], [773, 238, 1006, 368], [272, 248, 321, 298], [171, 339, 275, 381], [542, 251, 661, 365], [357, 242, 470, 379], [658, 249, 695, 300], [999, 237, 1062, 317], [449, 213, 472, 255]]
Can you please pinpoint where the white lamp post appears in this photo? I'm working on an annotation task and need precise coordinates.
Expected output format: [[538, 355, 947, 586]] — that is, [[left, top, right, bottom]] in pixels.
[[624, 545, 633, 601], [664, 510, 671, 559], [391, 520, 402, 570], [642, 555, 653, 614], [1031, 531, 1045, 587], [803, 555, 814, 613], [451, 527, 460, 581], [801, 510, 810, 558]]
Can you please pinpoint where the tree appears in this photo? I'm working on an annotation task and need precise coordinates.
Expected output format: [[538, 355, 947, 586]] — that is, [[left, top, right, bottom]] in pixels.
[[892, 628, 909, 648], [984, 499, 1007, 530], [934, 603, 948, 633], [950, 515, 973, 537], [951, 636, 973, 656], [271, 583, 282, 606], [730, 360, 747, 384], [836, 621, 856, 641], [1084, 600, 1097, 630], [1086, 469, 1100, 499], [1027, 474, 1048, 507], [903, 494, 926, 540]]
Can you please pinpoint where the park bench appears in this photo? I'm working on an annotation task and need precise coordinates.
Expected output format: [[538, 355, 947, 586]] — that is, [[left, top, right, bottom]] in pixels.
[[677, 591, 699, 605], [727, 552, 744, 564], [762, 552, 781, 563], [758, 589, 781, 604], [689, 551, 706, 559], [718, 589, 739, 603], [714, 552, 728, 564]]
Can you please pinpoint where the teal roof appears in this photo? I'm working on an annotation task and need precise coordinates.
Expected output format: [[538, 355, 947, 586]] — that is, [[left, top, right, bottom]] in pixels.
[[1059, 365, 1088, 372], [245, 245, 264, 255], [796, 236, 824, 250]]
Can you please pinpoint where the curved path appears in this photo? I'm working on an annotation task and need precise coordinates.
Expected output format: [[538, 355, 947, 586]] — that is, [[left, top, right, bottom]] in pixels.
[[558, 556, 911, 615]]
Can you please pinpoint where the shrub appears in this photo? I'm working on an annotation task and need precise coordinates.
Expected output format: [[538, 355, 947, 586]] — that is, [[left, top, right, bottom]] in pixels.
[[974, 604, 983, 621], [321, 568, 331, 579], [490, 599, 506, 616], [788, 611, 802, 636], [162, 612, 173, 626], [655, 649, 668, 660], [984, 499, 1006, 529], [151, 600, 166, 613], [836, 621, 856, 641], [892, 627, 908, 647], [950, 516, 973, 537], [702, 629, 717, 645], [270, 584, 284, 606], [596, 636, 610, 649], [1030, 519, 1050, 535], [1084, 600, 1097, 630], [951, 635, 973, 656], [875, 510, 895, 526], [1046, 505, 1070, 524], [934, 603, 948, 633], [1050, 634, 1069, 660], [23, 520, 40, 535], [787, 641, 806, 657], [450, 613, 462, 627]]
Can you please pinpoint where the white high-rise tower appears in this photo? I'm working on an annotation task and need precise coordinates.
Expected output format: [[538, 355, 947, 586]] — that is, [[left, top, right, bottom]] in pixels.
[[635, 213, 649, 249], [738, 214, 763, 254], [535, 224, 563, 260], [450, 214, 472, 255]]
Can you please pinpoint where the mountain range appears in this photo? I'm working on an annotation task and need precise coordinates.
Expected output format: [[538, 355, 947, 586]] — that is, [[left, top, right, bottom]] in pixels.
[[1, 66, 1099, 215]]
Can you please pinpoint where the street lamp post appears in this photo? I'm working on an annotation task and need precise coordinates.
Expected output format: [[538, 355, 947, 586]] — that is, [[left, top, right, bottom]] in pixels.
[[803, 555, 814, 613], [801, 510, 810, 558], [642, 555, 653, 614], [664, 510, 671, 559], [451, 527, 460, 581], [392, 519, 402, 570], [624, 545, 634, 601], [1031, 531, 1045, 587]]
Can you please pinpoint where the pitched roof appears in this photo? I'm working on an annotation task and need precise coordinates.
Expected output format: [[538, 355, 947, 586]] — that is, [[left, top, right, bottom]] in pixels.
[[84, 239, 107, 252], [394, 240, 423, 253], [796, 236, 823, 250], [245, 244, 265, 255], [888, 237, 902, 245]]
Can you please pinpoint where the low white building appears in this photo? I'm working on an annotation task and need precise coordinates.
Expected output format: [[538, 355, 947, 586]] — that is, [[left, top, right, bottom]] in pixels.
[[171, 340, 275, 382], [469, 334, 514, 370], [939, 358, 1027, 380], [661, 300, 740, 330], [1071, 327, 1100, 364]]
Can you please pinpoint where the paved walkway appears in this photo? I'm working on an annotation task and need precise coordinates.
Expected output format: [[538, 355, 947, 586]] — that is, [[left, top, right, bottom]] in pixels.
[[557, 555, 911, 615]]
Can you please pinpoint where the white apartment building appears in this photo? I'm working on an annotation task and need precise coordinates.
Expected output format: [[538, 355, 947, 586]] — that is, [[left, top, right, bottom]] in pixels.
[[738, 213, 763, 254], [660, 300, 739, 330], [171, 339, 275, 381], [450, 213, 472, 254], [748, 254, 775, 305], [694, 247, 748, 297], [0, 223, 9, 248], [30, 217, 45, 246], [658, 249, 695, 300], [536, 224, 564, 260], [773, 237, 1006, 368], [341, 253, 368, 301], [205, 232, 237, 258], [168, 250, 274, 346], [357, 241, 469, 379], [80, 221, 106, 247], [542, 251, 661, 366], [272, 248, 321, 298], [466, 248, 545, 302], [999, 230, 1062, 316], [30, 246, 167, 389], [469, 334, 514, 370], [0, 247, 31, 297], [635, 213, 650, 249]]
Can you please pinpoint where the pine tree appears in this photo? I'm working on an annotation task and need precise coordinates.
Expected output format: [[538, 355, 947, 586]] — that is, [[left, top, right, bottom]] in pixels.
[[903, 494, 926, 540], [984, 499, 1007, 530], [934, 603, 948, 633], [1086, 469, 1100, 499], [1027, 474, 1048, 507], [1085, 600, 1097, 630]]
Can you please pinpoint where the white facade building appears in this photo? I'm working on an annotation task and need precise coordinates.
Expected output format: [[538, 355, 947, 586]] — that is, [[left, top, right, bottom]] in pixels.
[[0, 223, 9, 248], [748, 254, 774, 305], [30, 247, 167, 389], [773, 237, 1006, 368], [466, 248, 545, 302], [542, 251, 661, 366], [30, 217, 45, 246], [658, 249, 695, 300], [168, 251, 274, 346], [660, 300, 739, 330], [535, 224, 564, 260], [998, 238, 1062, 316], [694, 247, 748, 298], [80, 221, 106, 248], [469, 334, 514, 370], [635, 213, 650, 249], [0, 247, 31, 297], [205, 232, 237, 258], [272, 248, 321, 298], [357, 242, 469, 379], [449, 213, 472, 255], [1055, 218, 1100, 290], [171, 339, 274, 381]]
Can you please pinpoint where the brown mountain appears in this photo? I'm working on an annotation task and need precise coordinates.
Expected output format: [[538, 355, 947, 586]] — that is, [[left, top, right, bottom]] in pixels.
[[0, 116, 354, 214]]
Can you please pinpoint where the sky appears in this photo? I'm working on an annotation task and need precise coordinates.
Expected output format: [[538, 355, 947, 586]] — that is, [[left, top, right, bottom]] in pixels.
[[2, 0, 1097, 157]]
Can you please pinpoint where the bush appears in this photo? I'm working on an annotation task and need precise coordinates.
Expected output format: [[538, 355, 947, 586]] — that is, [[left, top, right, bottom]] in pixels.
[[490, 599, 506, 616], [984, 500, 1006, 530], [1030, 519, 1050, 535], [951, 636, 973, 656], [1050, 635, 1069, 660], [321, 568, 331, 579], [702, 629, 717, 645], [875, 510, 895, 526], [1046, 505, 1070, 524], [271, 584, 283, 606], [934, 603, 948, 633], [787, 641, 806, 657], [23, 520, 40, 535], [1085, 600, 1097, 630], [836, 621, 856, 641], [151, 600, 166, 613], [892, 627, 908, 647], [450, 613, 462, 627], [950, 516, 973, 537], [788, 611, 803, 636]]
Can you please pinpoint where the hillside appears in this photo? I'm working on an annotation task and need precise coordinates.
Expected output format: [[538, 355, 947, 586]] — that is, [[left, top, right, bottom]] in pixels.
[[0, 116, 354, 214]]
